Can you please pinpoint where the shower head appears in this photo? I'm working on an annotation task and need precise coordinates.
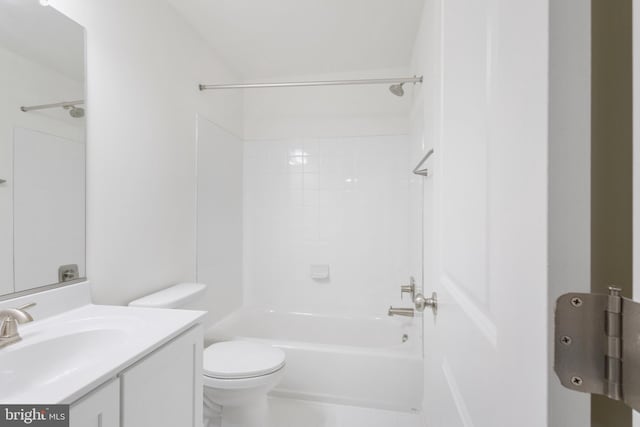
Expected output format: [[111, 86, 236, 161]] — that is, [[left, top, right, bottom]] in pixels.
[[389, 83, 405, 97], [69, 106, 85, 118], [64, 105, 85, 118]]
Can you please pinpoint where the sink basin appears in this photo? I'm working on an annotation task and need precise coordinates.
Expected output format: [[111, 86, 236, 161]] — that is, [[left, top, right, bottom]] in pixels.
[[0, 329, 127, 400], [0, 304, 204, 404]]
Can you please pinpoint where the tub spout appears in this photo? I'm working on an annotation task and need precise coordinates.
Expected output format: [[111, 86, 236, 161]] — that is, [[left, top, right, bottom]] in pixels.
[[388, 306, 415, 317]]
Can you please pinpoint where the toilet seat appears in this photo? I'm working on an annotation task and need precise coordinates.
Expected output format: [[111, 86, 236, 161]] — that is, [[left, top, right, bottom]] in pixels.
[[203, 341, 285, 380], [202, 366, 285, 390]]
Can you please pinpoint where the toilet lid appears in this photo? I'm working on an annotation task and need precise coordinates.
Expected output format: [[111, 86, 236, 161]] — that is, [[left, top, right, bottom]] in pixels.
[[203, 341, 285, 379]]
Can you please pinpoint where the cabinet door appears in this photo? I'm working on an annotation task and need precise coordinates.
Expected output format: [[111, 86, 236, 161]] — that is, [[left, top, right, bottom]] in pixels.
[[70, 378, 120, 427], [120, 326, 203, 427]]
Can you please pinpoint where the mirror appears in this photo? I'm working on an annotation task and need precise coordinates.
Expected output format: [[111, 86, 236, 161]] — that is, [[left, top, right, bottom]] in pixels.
[[0, 0, 86, 297]]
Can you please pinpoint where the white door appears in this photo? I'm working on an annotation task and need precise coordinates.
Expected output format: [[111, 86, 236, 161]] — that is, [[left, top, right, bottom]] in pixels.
[[120, 327, 203, 427], [70, 379, 120, 427], [420, 0, 590, 426]]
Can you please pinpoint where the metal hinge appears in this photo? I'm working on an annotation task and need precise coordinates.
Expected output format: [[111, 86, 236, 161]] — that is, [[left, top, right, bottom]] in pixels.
[[555, 287, 640, 411]]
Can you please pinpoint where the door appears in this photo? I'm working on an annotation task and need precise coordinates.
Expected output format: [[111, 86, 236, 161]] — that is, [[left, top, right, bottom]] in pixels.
[[70, 379, 120, 427], [420, 0, 590, 426], [120, 326, 203, 427]]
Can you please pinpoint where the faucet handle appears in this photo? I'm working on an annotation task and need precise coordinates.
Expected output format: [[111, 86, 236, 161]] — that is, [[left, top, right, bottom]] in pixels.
[[400, 277, 416, 301]]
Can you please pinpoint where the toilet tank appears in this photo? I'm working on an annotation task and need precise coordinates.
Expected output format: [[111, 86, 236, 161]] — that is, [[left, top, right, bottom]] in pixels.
[[128, 283, 207, 310]]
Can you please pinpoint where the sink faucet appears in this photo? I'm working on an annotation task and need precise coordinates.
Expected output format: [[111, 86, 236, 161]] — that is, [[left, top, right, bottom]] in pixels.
[[0, 302, 36, 349]]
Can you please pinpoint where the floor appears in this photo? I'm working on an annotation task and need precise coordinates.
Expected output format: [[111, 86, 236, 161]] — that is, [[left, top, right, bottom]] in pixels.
[[268, 397, 424, 427]]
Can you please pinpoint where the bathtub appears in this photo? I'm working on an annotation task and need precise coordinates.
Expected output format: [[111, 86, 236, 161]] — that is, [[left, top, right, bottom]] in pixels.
[[205, 307, 423, 412]]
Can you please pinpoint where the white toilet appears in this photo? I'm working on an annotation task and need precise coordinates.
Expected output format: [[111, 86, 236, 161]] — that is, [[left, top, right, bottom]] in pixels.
[[129, 283, 285, 427]]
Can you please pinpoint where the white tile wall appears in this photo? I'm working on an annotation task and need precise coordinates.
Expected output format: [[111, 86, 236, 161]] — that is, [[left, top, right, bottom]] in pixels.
[[244, 135, 411, 316]]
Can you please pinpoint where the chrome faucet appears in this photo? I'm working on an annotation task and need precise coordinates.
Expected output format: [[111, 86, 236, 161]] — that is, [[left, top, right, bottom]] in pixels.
[[0, 302, 36, 349], [388, 306, 415, 317]]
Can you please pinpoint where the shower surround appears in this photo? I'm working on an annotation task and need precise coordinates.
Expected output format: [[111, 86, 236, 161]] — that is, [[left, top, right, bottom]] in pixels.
[[242, 134, 411, 316]]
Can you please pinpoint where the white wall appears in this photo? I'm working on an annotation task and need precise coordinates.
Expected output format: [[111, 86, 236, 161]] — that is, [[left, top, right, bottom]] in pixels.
[[0, 43, 84, 296], [244, 69, 413, 140], [196, 115, 243, 324], [47, 0, 244, 305], [243, 68, 416, 316]]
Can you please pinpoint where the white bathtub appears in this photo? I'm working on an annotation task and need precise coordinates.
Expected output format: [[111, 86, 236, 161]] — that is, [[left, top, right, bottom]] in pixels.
[[205, 307, 423, 412]]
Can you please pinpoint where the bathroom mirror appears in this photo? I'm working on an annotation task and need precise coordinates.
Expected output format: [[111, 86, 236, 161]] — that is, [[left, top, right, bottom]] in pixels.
[[0, 0, 86, 298]]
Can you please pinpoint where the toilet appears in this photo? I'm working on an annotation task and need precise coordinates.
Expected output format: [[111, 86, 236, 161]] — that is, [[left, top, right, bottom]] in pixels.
[[129, 283, 285, 427]]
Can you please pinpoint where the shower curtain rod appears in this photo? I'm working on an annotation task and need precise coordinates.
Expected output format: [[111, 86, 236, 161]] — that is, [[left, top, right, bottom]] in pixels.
[[20, 99, 84, 112], [199, 76, 423, 91]]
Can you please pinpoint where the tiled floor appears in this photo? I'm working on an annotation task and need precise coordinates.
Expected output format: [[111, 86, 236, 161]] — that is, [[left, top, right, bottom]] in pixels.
[[268, 397, 424, 427]]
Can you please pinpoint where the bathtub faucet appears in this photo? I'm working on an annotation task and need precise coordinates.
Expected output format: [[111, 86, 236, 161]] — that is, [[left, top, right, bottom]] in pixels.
[[388, 306, 414, 317]]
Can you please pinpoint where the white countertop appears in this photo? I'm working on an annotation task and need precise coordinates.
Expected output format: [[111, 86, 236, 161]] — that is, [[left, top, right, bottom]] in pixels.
[[0, 303, 206, 404]]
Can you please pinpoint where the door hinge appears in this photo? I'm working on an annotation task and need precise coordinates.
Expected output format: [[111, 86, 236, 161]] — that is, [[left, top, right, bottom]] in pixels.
[[555, 287, 640, 411]]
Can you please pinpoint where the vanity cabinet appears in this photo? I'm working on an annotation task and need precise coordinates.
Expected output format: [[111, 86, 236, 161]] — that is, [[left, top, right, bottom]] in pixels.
[[120, 326, 203, 427], [70, 379, 120, 427], [69, 325, 203, 427]]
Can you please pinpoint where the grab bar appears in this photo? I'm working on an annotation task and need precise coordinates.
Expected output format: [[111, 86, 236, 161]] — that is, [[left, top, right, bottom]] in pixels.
[[413, 148, 434, 176]]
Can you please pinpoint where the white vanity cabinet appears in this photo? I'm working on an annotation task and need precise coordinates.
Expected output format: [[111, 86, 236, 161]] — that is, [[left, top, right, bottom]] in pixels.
[[120, 325, 204, 427], [68, 325, 203, 427], [70, 379, 120, 427]]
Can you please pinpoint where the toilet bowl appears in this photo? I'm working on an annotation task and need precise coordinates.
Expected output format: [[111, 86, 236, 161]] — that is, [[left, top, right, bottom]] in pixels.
[[128, 283, 286, 427], [203, 341, 285, 427]]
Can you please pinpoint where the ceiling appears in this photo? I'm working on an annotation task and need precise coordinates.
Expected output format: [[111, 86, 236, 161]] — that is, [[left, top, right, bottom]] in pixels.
[[0, 0, 84, 81], [166, 0, 425, 80]]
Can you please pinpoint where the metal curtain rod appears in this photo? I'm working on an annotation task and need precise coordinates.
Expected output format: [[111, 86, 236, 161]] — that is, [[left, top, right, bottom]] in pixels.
[[20, 99, 84, 112], [199, 76, 423, 91]]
